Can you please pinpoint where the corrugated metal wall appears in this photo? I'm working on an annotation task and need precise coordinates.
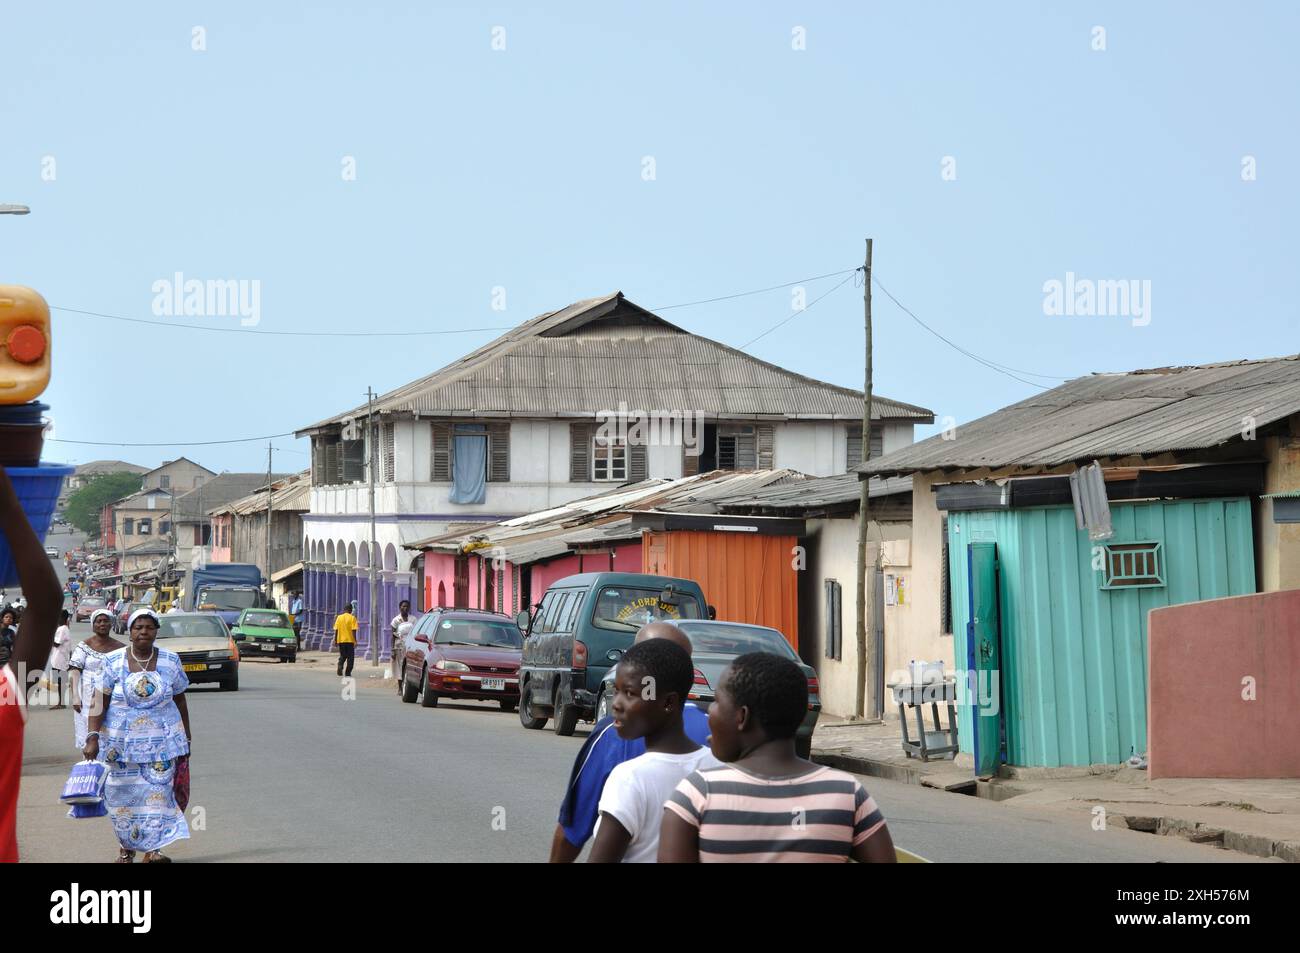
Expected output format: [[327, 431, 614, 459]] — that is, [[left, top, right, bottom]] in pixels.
[[642, 531, 800, 647], [948, 498, 1255, 767]]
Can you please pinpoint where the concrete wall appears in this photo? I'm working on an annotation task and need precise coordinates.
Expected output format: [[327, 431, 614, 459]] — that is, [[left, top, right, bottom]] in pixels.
[[143, 460, 211, 493], [1256, 421, 1300, 592], [1148, 588, 1300, 779]]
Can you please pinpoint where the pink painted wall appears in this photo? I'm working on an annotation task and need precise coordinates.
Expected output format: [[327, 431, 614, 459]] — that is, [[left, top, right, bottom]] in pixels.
[[1148, 589, 1300, 779], [424, 552, 458, 609]]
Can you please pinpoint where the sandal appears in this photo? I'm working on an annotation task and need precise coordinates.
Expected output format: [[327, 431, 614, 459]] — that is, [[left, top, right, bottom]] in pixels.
[[116, 849, 136, 863], [142, 851, 171, 863]]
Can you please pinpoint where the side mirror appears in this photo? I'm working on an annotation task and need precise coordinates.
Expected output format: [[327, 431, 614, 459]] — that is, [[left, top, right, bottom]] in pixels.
[[231, 630, 245, 642], [514, 609, 531, 632], [415, 634, 431, 646]]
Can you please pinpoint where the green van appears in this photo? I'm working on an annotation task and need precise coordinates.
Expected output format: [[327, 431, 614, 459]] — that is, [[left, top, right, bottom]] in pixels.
[[515, 572, 708, 736]]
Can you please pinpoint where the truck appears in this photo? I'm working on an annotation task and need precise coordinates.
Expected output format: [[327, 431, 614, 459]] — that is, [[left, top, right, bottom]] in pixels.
[[181, 563, 267, 629]]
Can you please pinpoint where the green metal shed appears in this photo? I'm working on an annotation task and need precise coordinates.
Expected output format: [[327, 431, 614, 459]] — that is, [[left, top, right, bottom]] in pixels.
[[947, 497, 1256, 768]]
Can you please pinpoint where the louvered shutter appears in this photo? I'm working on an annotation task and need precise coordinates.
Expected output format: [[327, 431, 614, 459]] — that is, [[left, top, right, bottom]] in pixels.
[[757, 424, 774, 469], [847, 425, 862, 471], [570, 423, 592, 482], [629, 441, 648, 481], [488, 422, 510, 482], [431, 423, 452, 481], [682, 444, 700, 477], [870, 425, 884, 458], [341, 440, 365, 482], [324, 441, 340, 486], [382, 423, 395, 482], [735, 428, 757, 469]]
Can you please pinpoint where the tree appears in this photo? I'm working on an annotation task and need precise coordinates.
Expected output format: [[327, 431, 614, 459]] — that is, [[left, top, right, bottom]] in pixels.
[[64, 472, 144, 537]]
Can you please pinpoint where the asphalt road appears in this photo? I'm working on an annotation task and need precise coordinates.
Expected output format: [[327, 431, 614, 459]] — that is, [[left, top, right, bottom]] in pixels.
[[18, 656, 1265, 863]]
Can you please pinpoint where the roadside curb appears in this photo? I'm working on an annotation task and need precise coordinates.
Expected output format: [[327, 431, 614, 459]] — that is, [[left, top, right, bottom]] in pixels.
[[813, 747, 1297, 862]]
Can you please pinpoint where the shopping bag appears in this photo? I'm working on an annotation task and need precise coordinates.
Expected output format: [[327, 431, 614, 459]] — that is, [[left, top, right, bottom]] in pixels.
[[60, 759, 107, 805], [173, 755, 190, 811]]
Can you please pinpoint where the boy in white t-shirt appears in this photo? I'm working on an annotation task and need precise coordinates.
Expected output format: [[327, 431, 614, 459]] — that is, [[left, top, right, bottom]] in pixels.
[[48, 609, 73, 710], [588, 638, 720, 863]]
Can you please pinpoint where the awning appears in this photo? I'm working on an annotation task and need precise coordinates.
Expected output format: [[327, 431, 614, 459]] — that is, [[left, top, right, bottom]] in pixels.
[[271, 561, 304, 583]]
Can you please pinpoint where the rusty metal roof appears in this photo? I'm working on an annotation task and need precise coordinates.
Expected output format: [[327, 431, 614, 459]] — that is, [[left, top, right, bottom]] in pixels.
[[861, 355, 1300, 477], [301, 292, 933, 432], [714, 472, 912, 514], [208, 472, 312, 517]]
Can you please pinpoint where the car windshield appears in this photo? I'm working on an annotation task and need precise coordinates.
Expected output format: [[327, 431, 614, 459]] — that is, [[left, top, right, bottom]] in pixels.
[[591, 586, 704, 632], [679, 622, 797, 659], [433, 619, 522, 648], [157, 617, 227, 639], [197, 588, 259, 611], [241, 611, 288, 628], [80, 597, 106, 607]]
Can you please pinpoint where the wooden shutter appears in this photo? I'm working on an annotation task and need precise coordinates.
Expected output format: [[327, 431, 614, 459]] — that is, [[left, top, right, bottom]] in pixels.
[[628, 442, 648, 481], [324, 441, 340, 485], [312, 439, 325, 485], [431, 423, 452, 481], [570, 423, 593, 482], [341, 440, 365, 482], [757, 424, 774, 469], [382, 423, 395, 482], [870, 425, 883, 458], [682, 444, 699, 477], [735, 428, 757, 469], [488, 422, 510, 482], [825, 579, 842, 660], [847, 425, 862, 471]]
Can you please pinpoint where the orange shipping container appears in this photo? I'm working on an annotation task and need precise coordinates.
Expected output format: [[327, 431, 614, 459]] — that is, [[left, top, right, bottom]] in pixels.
[[641, 530, 800, 651]]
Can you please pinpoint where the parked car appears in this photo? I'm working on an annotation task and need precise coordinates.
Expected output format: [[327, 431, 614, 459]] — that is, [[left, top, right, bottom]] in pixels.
[[156, 612, 239, 691], [113, 601, 142, 634], [231, 608, 297, 662], [73, 595, 107, 623], [516, 572, 708, 736], [594, 619, 822, 758], [44, 546, 59, 558], [397, 609, 522, 710]]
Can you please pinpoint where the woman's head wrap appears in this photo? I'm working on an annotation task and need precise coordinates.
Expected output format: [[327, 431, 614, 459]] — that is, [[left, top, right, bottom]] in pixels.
[[126, 608, 160, 631], [90, 609, 114, 625]]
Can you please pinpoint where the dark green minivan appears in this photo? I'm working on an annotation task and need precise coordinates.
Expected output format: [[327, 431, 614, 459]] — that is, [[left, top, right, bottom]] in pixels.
[[515, 572, 708, 736]]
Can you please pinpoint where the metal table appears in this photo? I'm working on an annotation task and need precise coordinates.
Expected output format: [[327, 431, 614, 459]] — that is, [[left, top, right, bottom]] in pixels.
[[889, 679, 958, 762]]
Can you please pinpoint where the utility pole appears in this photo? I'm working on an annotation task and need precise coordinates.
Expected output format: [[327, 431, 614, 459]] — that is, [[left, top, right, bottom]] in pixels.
[[855, 239, 875, 721], [367, 387, 379, 668], [266, 443, 274, 608]]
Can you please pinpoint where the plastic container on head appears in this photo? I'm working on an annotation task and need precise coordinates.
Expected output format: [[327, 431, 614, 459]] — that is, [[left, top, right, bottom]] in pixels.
[[0, 463, 74, 587]]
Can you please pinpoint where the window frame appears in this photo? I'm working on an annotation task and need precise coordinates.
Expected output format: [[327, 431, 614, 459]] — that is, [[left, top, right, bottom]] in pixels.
[[592, 434, 628, 482], [1100, 541, 1165, 590]]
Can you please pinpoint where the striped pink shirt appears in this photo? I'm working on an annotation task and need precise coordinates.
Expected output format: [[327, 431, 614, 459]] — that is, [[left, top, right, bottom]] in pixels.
[[665, 763, 886, 863]]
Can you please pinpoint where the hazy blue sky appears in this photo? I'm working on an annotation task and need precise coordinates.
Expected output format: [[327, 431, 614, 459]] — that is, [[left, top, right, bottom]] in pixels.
[[3, 2, 1296, 473]]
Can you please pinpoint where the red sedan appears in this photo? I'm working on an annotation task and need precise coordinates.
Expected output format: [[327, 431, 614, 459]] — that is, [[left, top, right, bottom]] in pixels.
[[397, 609, 523, 711]]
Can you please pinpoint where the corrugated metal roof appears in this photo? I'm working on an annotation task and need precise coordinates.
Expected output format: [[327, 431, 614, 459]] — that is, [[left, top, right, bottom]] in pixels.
[[862, 355, 1300, 476], [210, 472, 311, 517], [714, 473, 913, 513], [171, 473, 291, 521], [300, 293, 932, 432]]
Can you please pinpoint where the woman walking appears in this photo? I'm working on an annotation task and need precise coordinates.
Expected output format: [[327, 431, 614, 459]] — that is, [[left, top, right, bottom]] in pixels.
[[67, 609, 123, 751], [83, 609, 192, 863], [48, 609, 73, 710]]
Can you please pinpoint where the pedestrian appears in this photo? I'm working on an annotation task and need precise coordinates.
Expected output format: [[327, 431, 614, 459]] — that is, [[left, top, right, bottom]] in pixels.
[[68, 609, 124, 752], [290, 591, 304, 649], [0, 608, 16, 668], [332, 603, 357, 677], [47, 608, 73, 710], [82, 609, 192, 863], [658, 653, 896, 863], [549, 622, 711, 862], [390, 599, 412, 651], [0, 466, 63, 863], [587, 638, 720, 863]]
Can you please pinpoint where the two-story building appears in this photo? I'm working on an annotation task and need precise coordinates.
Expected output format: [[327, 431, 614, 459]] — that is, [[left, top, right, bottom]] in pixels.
[[296, 291, 933, 658], [141, 457, 216, 494]]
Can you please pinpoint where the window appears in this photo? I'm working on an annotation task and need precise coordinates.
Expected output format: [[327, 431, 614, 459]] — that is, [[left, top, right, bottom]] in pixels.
[[824, 579, 842, 660], [160, 475, 171, 489], [593, 435, 627, 481], [382, 422, 395, 483], [591, 586, 704, 632], [138, 518, 152, 536], [159, 521, 171, 536], [1101, 541, 1165, 589], [717, 425, 755, 470], [846, 425, 884, 471], [940, 516, 952, 634], [431, 421, 509, 490], [123, 518, 134, 535]]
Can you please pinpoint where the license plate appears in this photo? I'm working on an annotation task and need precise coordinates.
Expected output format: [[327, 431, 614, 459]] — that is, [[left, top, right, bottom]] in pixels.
[[482, 678, 506, 691], [263, 642, 280, 650], [183, 663, 205, 672]]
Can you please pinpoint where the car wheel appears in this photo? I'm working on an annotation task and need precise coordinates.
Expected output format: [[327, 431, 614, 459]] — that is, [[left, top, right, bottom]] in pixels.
[[518, 680, 547, 730], [419, 668, 438, 708], [553, 685, 579, 736], [595, 687, 610, 722], [498, 699, 517, 713], [400, 665, 419, 704], [220, 672, 239, 692]]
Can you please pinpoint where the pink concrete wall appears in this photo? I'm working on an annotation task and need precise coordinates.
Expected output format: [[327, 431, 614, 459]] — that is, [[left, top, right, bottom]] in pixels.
[[531, 553, 583, 596], [1148, 589, 1300, 779], [424, 552, 458, 609]]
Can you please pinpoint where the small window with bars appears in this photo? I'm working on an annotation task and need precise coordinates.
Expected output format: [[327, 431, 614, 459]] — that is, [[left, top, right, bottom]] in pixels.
[[593, 435, 627, 481], [1101, 541, 1165, 589], [824, 579, 842, 660]]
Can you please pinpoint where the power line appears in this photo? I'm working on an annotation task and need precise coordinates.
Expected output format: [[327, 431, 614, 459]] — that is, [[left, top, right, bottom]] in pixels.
[[53, 306, 514, 338], [737, 273, 858, 350], [49, 431, 300, 448], [651, 268, 858, 311], [869, 274, 1069, 389]]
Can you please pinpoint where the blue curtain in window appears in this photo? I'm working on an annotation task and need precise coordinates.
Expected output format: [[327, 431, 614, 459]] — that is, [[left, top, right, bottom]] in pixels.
[[450, 425, 487, 504]]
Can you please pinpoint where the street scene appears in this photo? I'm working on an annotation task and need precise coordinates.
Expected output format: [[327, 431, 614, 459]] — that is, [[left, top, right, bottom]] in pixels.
[[0, 3, 1297, 903]]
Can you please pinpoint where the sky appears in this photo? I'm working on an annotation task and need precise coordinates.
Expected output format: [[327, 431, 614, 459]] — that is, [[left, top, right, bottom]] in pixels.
[[2, 2, 1296, 473]]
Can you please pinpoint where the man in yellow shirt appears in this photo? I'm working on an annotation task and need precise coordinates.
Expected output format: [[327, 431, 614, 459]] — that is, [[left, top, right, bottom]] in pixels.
[[332, 604, 358, 677]]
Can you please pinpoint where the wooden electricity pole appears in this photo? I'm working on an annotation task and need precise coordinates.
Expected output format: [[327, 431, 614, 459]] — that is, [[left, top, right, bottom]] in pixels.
[[854, 239, 874, 720]]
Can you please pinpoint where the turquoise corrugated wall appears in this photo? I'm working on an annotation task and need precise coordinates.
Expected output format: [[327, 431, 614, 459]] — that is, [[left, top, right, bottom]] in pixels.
[[948, 498, 1255, 767]]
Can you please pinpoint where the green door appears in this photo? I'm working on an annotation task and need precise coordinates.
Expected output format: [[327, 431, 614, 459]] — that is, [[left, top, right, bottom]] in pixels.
[[966, 542, 1002, 776]]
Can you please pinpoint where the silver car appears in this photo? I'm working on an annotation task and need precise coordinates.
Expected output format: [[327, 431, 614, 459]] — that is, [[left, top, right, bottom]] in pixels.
[[156, 612, 240, 691]]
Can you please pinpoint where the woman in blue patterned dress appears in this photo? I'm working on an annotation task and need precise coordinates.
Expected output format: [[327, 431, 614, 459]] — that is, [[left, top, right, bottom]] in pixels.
[[83, 609, 192, 863]]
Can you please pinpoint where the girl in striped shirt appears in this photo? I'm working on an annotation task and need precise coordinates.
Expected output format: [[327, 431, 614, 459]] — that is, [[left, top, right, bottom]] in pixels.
[[660, 653, 895, 863]]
